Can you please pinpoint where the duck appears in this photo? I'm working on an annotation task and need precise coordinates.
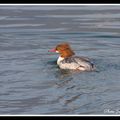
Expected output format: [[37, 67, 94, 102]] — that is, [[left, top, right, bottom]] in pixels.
[[49, 42, 95, 71]]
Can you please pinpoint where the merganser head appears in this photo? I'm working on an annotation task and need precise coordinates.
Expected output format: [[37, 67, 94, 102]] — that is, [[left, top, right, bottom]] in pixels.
[[49, 42, 75, 58]]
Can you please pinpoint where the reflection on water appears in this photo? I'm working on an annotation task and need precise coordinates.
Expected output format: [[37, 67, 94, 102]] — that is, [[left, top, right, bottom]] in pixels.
[[0, 5, 120, 115]]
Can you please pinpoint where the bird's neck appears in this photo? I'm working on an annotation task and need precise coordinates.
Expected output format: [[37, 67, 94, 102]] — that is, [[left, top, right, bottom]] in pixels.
[[57, 56, 64, 65]]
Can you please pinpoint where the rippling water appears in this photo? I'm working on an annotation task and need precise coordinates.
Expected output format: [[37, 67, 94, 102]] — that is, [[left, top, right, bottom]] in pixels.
[[0, 5, 120, 115]]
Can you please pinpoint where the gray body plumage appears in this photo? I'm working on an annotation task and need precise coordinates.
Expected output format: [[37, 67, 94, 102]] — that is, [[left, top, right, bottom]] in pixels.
[[57, 56, 95, 71]]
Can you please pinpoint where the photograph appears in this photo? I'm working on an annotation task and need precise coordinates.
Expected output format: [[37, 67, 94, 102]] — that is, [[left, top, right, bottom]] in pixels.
[[0, 4, 120, 116]]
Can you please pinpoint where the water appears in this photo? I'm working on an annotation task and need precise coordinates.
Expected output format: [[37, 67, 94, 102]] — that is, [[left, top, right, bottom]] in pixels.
[[0, 5, 120, 115]]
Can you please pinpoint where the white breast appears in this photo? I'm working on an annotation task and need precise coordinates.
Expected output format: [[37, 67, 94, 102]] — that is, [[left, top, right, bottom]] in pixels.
[[57, 56, 64, 65]]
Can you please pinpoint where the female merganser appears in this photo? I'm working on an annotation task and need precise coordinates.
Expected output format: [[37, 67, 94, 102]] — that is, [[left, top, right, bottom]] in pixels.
[[49, 43, 95, 71]]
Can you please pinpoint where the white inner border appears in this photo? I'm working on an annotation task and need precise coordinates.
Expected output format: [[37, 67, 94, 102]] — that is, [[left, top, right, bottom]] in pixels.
[[0, 4, 120, 5], [0, 3, 120, 116]]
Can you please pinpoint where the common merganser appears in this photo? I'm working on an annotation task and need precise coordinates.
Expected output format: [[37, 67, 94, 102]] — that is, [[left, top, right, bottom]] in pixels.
[[49, 43, 95, 71]]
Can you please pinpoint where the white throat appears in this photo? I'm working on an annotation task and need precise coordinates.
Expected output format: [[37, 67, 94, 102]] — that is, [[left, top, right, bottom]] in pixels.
[[57, 56, 64, 65]]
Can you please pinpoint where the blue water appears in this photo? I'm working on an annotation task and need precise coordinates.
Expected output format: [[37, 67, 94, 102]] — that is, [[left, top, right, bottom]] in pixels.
[[0, 5, 120, 115]]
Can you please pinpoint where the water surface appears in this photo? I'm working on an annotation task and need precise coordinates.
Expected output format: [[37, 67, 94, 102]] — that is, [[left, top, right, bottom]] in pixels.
[[0, 5, 120, 115]]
